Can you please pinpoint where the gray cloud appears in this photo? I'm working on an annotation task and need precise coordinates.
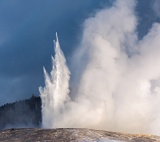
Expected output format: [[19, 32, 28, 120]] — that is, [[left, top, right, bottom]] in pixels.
[[0, 0, 111, 105], [153, 0, 160, 17]]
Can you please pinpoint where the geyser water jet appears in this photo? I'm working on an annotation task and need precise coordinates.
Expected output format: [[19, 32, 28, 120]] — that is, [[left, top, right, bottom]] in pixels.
[[39, 33, 70, 128], [40, 0, 160, 135]]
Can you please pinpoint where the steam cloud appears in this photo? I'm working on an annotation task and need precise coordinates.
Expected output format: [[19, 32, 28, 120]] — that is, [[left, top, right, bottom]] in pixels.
[[40, 0, 160, 135]]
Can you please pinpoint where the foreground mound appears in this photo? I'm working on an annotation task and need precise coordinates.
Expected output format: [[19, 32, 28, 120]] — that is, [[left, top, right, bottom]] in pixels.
[[0, 128, 160, 142]]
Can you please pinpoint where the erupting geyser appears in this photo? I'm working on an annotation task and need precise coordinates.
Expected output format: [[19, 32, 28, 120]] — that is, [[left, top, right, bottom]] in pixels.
[[39, 33, 70, 128], [40, 0, 160, 136]]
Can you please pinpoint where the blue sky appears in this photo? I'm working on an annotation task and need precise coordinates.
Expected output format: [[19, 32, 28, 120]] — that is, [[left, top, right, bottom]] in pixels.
[[0, 0, 159, 105]]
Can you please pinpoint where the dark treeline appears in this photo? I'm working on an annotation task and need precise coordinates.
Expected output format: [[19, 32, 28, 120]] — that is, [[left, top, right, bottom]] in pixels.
[[0, 95, 42, 129]]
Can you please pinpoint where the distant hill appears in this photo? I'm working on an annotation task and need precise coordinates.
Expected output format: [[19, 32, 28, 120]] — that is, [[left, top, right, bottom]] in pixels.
[[0, 95, 41, 129], [0, 128, 160, 142]]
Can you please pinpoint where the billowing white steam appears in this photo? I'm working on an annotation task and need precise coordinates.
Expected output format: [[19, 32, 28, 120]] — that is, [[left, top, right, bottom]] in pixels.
[[39, 33, 70, 128], [40, 0, 160, 135]]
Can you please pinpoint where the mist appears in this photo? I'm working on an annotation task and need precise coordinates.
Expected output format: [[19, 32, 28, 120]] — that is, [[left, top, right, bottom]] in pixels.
[[40, 0, 160, 135]]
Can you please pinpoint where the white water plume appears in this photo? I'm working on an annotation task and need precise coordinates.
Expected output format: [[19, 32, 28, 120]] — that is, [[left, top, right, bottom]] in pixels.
[[40, 0, 160, 135], [39, 33, 70, 128]]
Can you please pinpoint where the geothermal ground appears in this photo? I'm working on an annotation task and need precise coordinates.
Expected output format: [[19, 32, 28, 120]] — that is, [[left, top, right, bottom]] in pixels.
[[0, 128, 160, 142]]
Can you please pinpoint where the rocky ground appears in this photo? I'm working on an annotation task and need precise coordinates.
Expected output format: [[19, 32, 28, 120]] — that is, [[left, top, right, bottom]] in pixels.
[[0, 128, 160, 142]]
